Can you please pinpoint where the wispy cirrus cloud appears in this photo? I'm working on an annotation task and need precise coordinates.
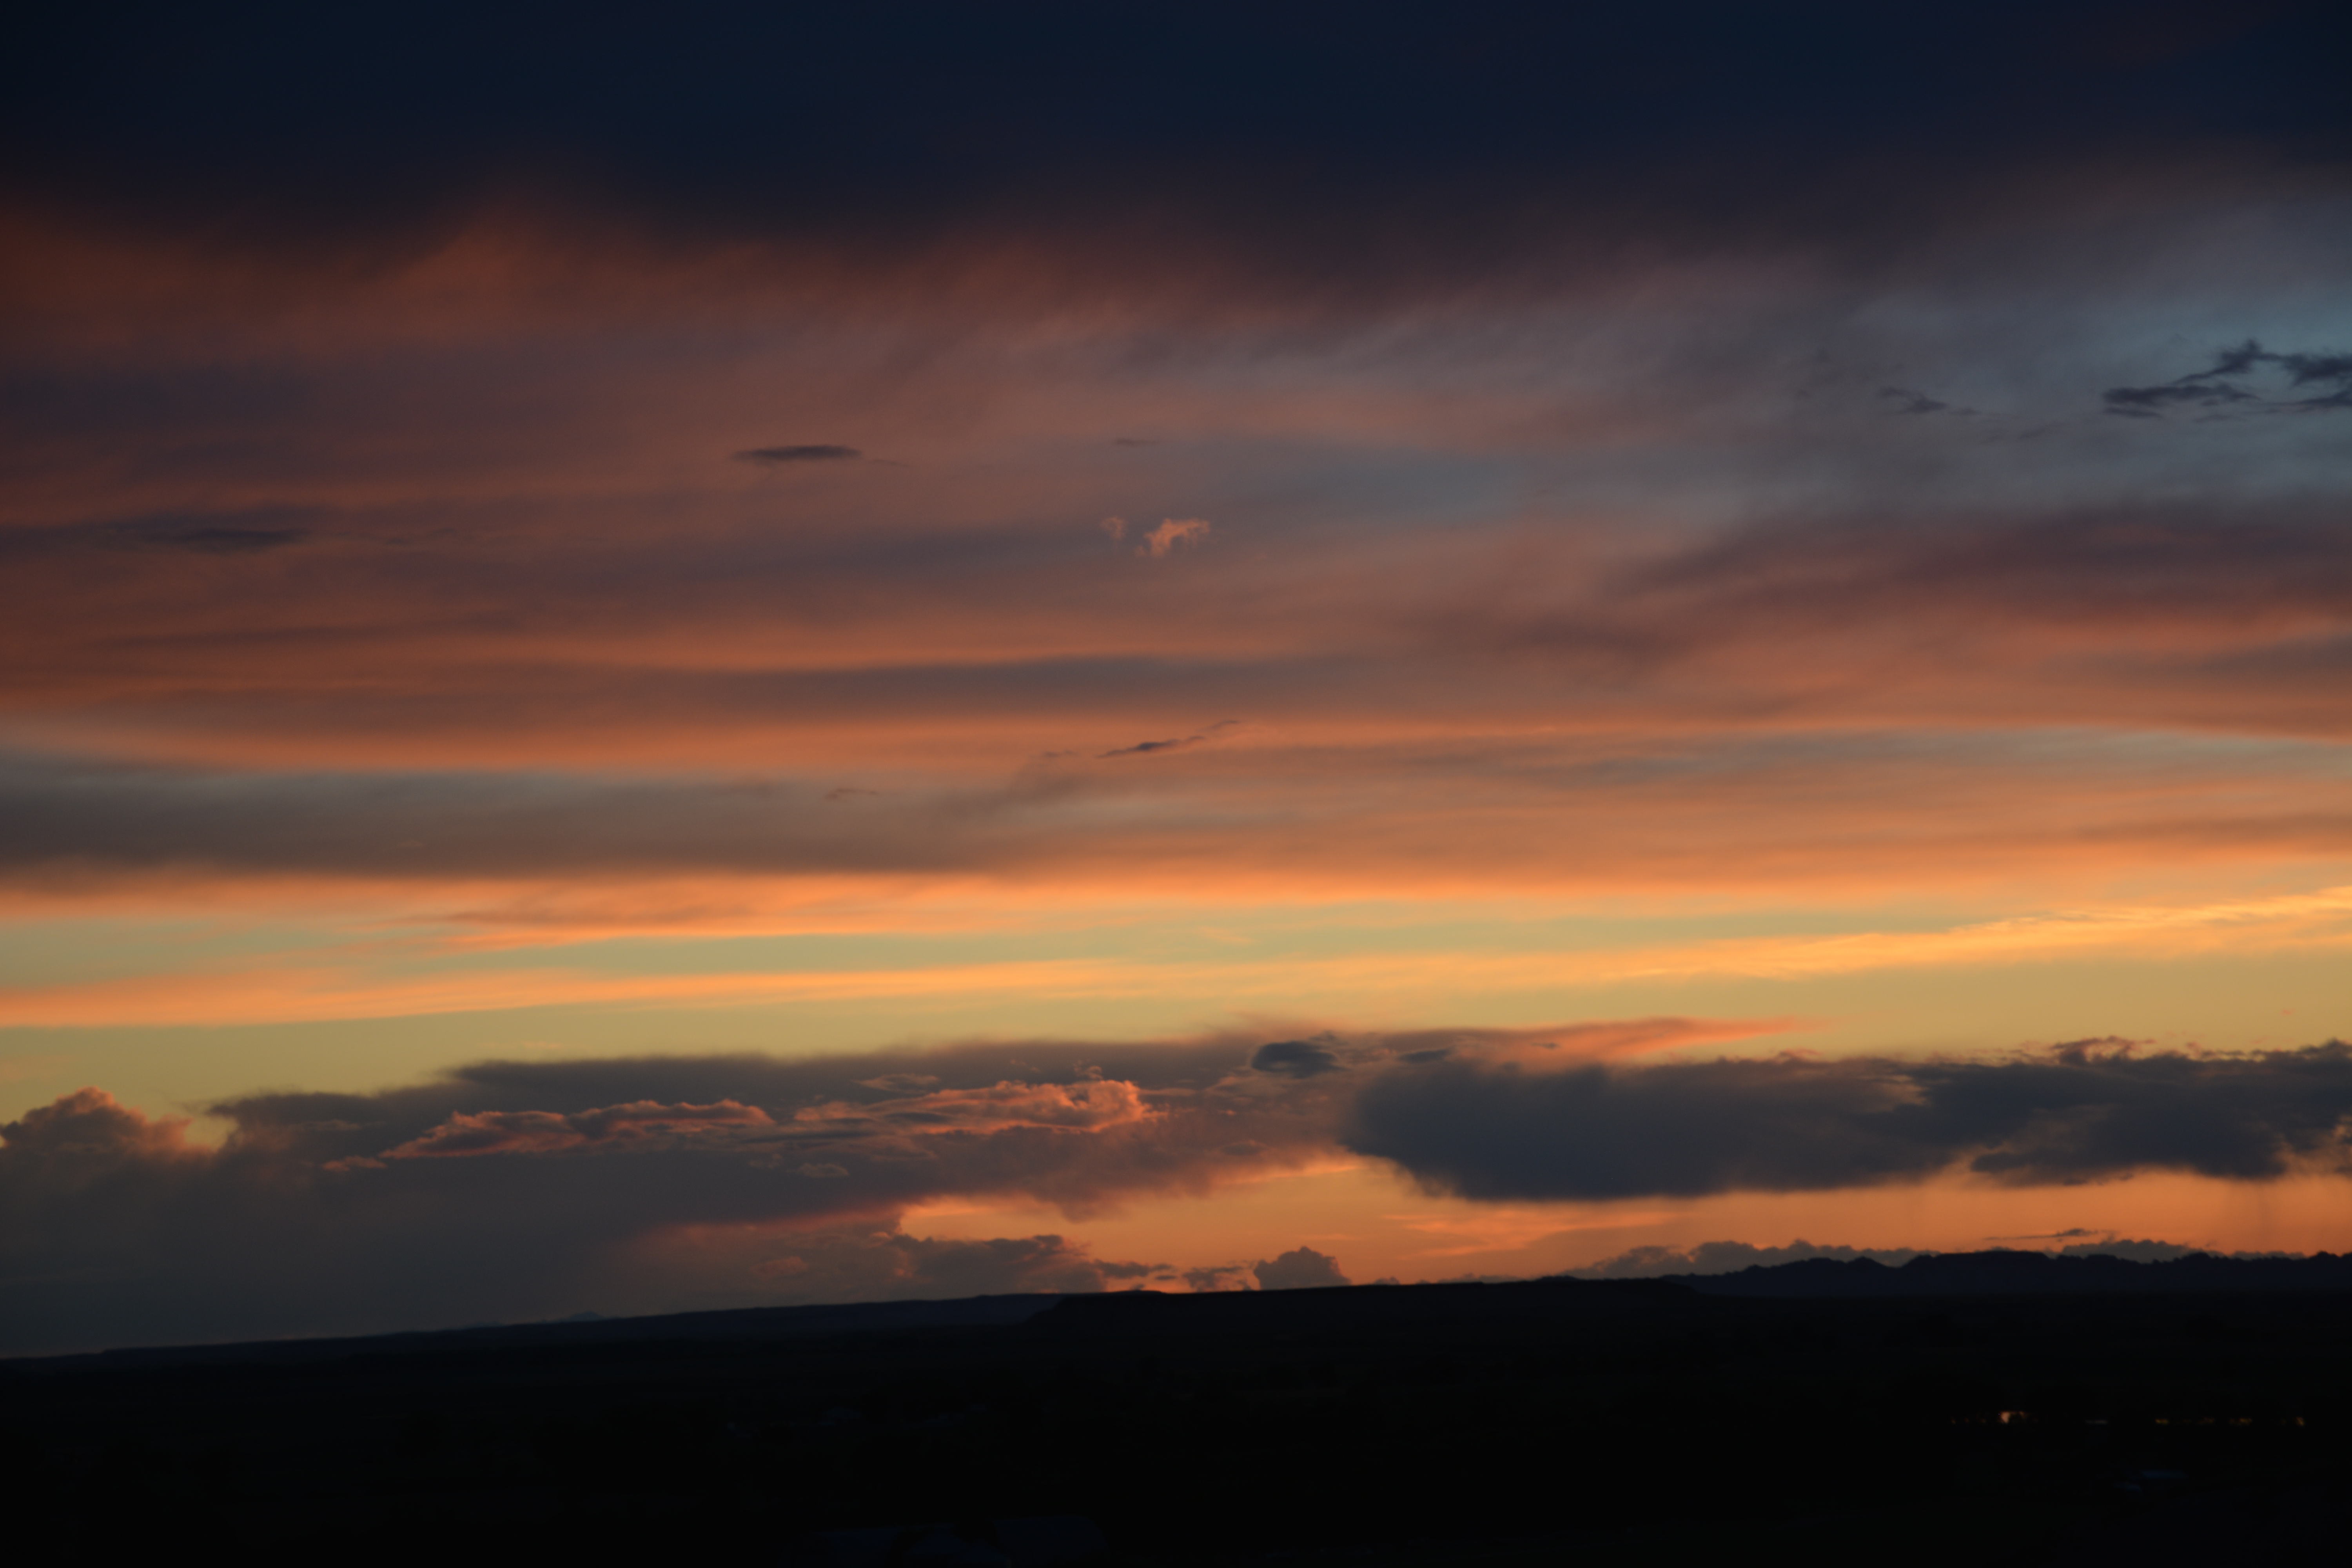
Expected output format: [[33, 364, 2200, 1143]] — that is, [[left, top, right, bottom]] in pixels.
[[2103, 340, 2352, 418], [1096, 720, 1235, 759], [1, 888, 2343, 1031], [735, 443, 863, 463]]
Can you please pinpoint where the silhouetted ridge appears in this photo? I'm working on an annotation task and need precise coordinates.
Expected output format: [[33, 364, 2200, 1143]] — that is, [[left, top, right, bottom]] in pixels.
[[1670, 1249, 2352, 1298], [16, 1252, 2350, 1373], [4, 1292, 1065, 1373], [1034, 1275, 1693, 1336]]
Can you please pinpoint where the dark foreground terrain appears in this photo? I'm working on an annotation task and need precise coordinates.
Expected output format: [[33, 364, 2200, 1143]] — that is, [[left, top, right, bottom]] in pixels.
[[5, 1254, 2348, 1564]]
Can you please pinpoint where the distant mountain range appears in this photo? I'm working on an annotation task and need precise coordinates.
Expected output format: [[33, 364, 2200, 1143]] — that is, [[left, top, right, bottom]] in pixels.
[[11, 1249, 2349, 1370], [1660, 1247, 2352, 1298]]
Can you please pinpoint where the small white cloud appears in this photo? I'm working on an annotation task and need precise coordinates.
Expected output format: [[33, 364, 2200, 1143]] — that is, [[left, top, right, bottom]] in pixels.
[[1139, 517, 1209, 558]]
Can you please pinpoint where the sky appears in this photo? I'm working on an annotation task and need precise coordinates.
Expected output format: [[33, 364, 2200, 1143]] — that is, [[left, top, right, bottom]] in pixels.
[[3, 1, 2350, 1354]]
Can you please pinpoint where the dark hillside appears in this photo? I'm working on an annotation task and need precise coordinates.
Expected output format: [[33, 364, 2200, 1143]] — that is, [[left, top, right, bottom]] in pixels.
[[5, 1263, 2347, 1563]]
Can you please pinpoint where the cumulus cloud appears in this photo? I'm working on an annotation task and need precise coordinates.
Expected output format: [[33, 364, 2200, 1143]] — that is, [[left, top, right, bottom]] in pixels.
[[1, 1086, 204, 1167], [1182, 1263, 1254, 1293], [1254, 1246, 1351, 1290], [7, 1031, 2350, 1353], [0, 1036, 1327, 1354]]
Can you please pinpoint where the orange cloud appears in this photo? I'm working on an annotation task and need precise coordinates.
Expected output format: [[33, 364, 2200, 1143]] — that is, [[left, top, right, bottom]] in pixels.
[[791, 1078, 1156, 1137], [386, 1099, 776, 1158], [1139, 518, 1210, 558]]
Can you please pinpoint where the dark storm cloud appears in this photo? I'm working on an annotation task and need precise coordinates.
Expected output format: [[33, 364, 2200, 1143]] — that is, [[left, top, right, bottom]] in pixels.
[[735, 445, 862, 464], [1343, 1041, 2352, 1200], [9, 3, 2344, 280]]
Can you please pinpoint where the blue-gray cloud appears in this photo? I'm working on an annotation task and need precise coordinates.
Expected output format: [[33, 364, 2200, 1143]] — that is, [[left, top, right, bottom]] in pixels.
[[2103, 339, 2352, 418], [1251, 1039, 1345, 1078], [1345, 1040, 2352, 1200]]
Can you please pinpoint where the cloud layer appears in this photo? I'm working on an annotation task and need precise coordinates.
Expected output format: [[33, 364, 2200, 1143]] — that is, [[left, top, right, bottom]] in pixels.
[[3, 4, 2349, 1355], [1346, 1039, 2352, 1199], [2, 113, 2344, 943], [6, 1030, 2347, 1353]]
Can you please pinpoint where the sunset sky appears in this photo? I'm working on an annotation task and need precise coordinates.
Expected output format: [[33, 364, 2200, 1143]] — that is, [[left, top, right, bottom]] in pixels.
[[4, 2, 2349, 1354]]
